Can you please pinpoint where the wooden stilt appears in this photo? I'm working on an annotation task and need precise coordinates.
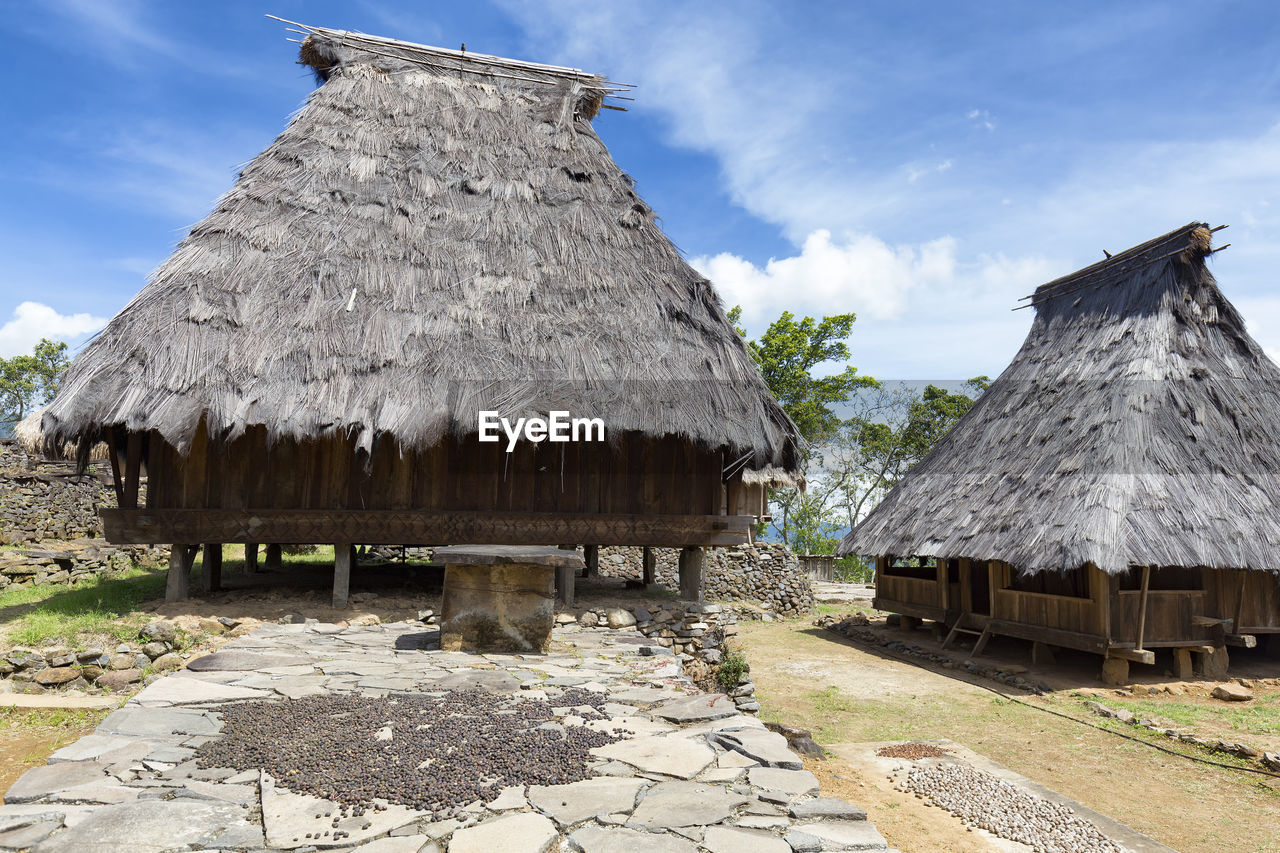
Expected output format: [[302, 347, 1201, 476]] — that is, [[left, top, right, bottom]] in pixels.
[[641, 546, 656, 586], [556, 564, 576, 607], [265, 544, 282, 571], [201, 544, 222, 593], [1135, 565, 1151, 652], [166, 544, 193, 602], [1031, 641, 1056, 665], [333, 542, 352, 608], [244, 543, 259, 574], [1172, 647, 1194, 680], [583, 545, 599, 578], [678, 546, 704, 602]]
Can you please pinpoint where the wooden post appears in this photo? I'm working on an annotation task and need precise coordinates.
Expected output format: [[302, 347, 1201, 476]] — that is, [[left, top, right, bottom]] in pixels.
[[333, 542, 352, 608], [123, 431, 143, 510], [987, 561, 999, 619], [641, 546, 656, 586], [166, 544, 193, 602], [244, 543, 259, 574], [959, 558, 972, 612], [264, 544, 282, 571], [678, 546, 704, 602], [1233, 571, 1246, 635], [200, 544, 222, 593], [1135, 565, 1151, 652], [583, 545, 599, 578], [1031, 642, 1056, 665], [936, 558, 949, 613], [1172, 647, 1194, 680], [556, 564, 576, 607]]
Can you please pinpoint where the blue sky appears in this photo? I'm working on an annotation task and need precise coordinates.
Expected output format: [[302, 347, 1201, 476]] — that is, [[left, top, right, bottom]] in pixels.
[[2, 1, 1279, 379]]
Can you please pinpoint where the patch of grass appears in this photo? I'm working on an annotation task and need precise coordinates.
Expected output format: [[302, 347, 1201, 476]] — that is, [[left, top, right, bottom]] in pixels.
[[0, 567, 166, 649], [1085, 692, 1280, 741], [0, 707, 108, 730]]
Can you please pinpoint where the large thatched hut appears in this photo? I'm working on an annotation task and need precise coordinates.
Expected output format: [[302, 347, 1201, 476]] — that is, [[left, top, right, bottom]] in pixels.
[[39, 25, 799, 606], [838, 223, 1280, 681]]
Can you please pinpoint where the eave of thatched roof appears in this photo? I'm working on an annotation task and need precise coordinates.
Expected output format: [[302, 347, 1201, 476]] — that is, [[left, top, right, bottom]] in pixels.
[[839, 223, 1280, 574], [40, 25, 799, 473], [741, 466, 806, 490]]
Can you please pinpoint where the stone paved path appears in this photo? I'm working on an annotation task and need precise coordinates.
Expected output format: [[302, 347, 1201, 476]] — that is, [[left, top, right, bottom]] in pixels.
[[0, 621, 891, 852]]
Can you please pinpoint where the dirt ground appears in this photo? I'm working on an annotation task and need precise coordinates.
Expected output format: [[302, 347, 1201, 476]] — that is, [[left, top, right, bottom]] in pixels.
[[0, 710, 105, 794], [739, 618, 1280, 853]]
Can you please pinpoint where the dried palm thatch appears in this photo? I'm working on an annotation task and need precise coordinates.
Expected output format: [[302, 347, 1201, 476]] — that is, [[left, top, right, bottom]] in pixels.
[[839, 223, 1280, 574], [13, 408, 107, 462], [40, 24, 799, 473], [741, 465, 806, 490]]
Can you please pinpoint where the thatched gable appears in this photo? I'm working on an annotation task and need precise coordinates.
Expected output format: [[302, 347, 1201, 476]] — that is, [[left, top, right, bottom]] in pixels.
[[839, 223, 1280, 574], [41, 25, 799, 472]]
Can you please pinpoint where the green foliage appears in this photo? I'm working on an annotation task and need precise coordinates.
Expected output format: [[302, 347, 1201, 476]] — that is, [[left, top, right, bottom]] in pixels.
[[0, 338, 70, 428], [717, 650, 750, 692], [0, 565, 166, 648], [730, 308, 876, 442], [834, 554, 874, 583]]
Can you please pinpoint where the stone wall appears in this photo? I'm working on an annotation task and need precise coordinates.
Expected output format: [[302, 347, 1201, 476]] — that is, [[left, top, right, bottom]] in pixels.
[[597, 542, 814, 616], [0, 440, 160, 586]]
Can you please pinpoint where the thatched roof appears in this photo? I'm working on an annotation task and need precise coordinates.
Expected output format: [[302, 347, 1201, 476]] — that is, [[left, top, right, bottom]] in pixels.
[[41, 24, 799, 472], [14, 408, 107, 462], [839, 223, 1280, 574]]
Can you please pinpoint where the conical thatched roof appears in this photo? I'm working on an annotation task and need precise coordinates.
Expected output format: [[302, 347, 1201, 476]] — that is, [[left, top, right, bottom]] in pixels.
[[839, 223, 1280, 574], [41, 25, 799, 471]]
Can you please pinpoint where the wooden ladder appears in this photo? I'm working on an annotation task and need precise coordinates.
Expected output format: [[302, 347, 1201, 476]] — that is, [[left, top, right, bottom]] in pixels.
[[941, 612, 993, 656]]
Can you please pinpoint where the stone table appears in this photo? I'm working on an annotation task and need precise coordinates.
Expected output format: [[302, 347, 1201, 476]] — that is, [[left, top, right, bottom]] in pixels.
[[435, 545, 583, 653]]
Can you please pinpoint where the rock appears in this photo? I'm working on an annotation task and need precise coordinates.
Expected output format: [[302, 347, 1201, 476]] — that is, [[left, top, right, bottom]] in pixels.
[[747, 768, 820, 797], [627, 781, 750, 830], [1100, 657, 1129, 686], [527, 777, 646, 827], [78, 665, 103, 682], [97, 669, 143, 691], [605, 609, 637, 629], [788, 797, 867, 821], [703, 826, 791, 853], [652, 693, 738, 723], [75, 649, 103, 664], [260, 771, 427, 848], [149, 653, 183, 672], [554, 613, 578, 626], [216, 616, 241, 630], [591, 736, 716, 779], [28, 799, 246, 853], [140, 621, 177, 644], [33, 667, 81, 686], [632, 607, 652, 623], [186, 651, 310, 672], [792, 820, 887, 850], [1212, 683, 1254, 702], [709, 728, 802, 769], [449, 812, 559, 853], [107, 653, 135, 671], [5, 761, 108, 803], [97, 708, 221, 738], [0, 820, 60, 848], [277, 614, 305, 625], [566, 824, 697, 853], [141, 642, 169, 660], [578, 611, 599, 628], [131, 677, 271, 707], [783, 830, 824, 853]]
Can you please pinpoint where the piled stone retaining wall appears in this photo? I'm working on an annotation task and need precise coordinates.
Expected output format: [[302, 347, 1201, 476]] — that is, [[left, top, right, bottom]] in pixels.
[[597, 542, 814, 615], [0, 440, 160, 586]]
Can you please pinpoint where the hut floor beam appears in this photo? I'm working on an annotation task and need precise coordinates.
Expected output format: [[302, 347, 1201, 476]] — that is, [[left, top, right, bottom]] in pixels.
[[166, 544, 194, 602]]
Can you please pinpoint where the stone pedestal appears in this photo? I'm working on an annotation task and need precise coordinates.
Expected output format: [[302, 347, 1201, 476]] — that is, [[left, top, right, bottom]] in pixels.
[[437, 546, 585, 653]]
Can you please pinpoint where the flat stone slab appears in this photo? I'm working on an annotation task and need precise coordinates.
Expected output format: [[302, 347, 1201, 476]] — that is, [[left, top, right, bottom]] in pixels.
[[793, 820, 888, 850], [448, 811, 559, 853], [351, 837, 437, 853], [591, 736, 715, 779], [789, 797, 868, 821], [186, 651, 312, 672], [129, 677, 272, 706], [6, 762, 109, 804], [28, 800, 247, 853], [710, 728, 803, 769], [0, 694, 120, 710], [747, 767, 820, 796], [704, 825, 792, 853], [261, 772, 428, 849], [97, 708, 221, 738], [626, 781, 750, 830], [651, 693, 739, 723], [567, 823, 697, 853], [433, 545, 584, 568], [47, 735, 140, 764], [527, 777, 646, 827]]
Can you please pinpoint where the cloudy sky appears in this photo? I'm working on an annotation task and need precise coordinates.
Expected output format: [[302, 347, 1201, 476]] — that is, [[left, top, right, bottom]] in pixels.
[[2, 1, 1278, 379]]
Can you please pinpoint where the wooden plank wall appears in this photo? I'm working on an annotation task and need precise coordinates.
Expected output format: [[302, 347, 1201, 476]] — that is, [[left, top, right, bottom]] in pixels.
[[1211, 569, 1280, 632], [989, 561, 1108, 636], [145, 426, 730, 517]]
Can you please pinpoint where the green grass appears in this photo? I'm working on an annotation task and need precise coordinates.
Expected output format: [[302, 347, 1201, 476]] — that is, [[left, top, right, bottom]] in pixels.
[[0, 566, 167, 648], [1085, 692, 1280, 740]]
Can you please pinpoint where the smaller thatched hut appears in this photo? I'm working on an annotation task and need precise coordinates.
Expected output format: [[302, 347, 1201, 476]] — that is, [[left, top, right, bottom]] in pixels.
[[839, 223, 1280, 681]]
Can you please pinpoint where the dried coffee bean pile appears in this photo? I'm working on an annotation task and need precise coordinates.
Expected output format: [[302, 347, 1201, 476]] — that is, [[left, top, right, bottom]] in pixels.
[[902, 763, 1123, 853], [197, 688, 624, 817], [877, 742, 951, 759]]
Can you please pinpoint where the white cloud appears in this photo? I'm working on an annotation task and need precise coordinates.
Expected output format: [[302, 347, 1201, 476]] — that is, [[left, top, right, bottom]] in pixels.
[[0, 302, 107, 358], [694, 230, 956, 330]]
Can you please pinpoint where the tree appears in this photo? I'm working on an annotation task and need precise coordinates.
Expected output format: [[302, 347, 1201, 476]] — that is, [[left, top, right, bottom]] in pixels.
[[0, 339, 70, 429], [728, 306, 876, 442]]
